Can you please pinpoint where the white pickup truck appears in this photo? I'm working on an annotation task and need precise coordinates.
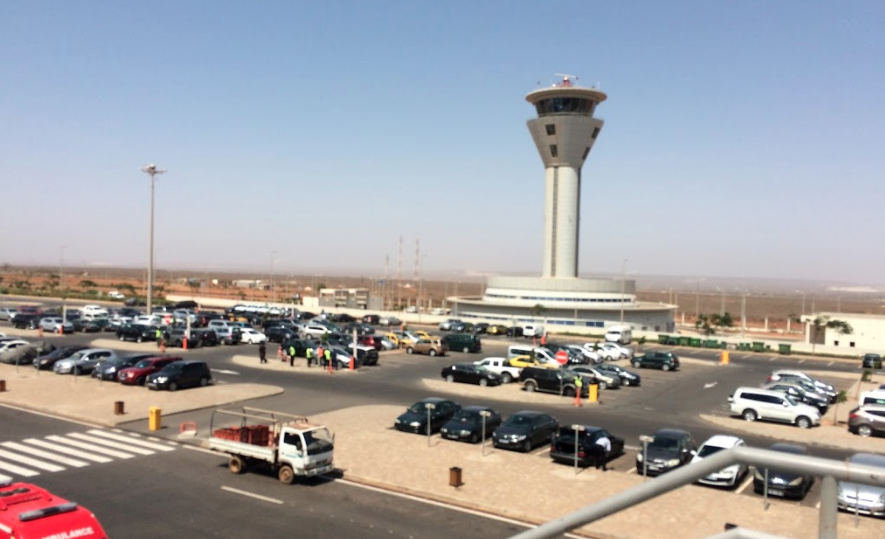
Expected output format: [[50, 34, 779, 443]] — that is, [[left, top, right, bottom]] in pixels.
[[205, 407, 335, 484], [474, 356, 522, 384]]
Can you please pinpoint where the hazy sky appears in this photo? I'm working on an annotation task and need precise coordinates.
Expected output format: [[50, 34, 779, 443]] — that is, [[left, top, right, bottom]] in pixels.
[[2, 1, 884, 284]]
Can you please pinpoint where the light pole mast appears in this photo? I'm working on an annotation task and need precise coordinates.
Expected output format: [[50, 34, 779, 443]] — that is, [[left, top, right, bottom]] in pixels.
[[141, 164, 166, 314], [619, 258, 627, 324], [60, 245, 67, 322], [270, 251, 278, 304]]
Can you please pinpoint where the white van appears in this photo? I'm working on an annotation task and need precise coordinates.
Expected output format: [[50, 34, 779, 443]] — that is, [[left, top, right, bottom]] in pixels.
[[507, 345, 558, 366], [522, 324, 545, 338], [860, 390, 885, 406], [604, 325, 632, 344]]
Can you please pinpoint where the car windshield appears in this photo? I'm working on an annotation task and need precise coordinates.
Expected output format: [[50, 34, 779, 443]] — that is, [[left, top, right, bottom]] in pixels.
[[408, 402, 433, 414], [452, 410, 483, 423], [697, 444, 726, 458], [504, 414, 534, 427], [651, 436, 681, 450], [134, 360, 153, 369], [161, 363, 183, 373]]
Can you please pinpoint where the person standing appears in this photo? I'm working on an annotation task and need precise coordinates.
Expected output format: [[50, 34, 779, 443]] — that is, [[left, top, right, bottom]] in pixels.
[[288, 343, 297, 367], [317, 345, 324, 368], [594, 433, 611, 471], [258, 341, 267, 364], [155, 327, 163, 349], [324, 348, 332, 370], [305, 346, 313, 367], [573, 374, 583, 407]]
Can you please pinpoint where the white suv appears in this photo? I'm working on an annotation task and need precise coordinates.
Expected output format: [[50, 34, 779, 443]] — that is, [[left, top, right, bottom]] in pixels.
[[82, 305, 109, 317], [728, 387, 821, 429]]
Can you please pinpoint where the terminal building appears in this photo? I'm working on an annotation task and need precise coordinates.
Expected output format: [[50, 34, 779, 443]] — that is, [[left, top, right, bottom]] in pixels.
[[449, 76, 675, 333]]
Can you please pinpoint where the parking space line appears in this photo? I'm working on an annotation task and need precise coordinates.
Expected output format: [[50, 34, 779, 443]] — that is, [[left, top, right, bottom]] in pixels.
[[626, 467, 636, 475], [815, 500, 821, 509], [531, 447, 549, 456], [769, 357, 777, 362], [220, 486, 283, 505], [737, 475, 754, 494], [798, 359, 806, 364], [827, 361, 834, 367], [624, 445, 641, 451]]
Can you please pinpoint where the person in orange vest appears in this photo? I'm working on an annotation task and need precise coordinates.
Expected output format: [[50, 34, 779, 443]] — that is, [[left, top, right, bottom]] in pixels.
[[540, 333, 547, 346], [317, 345, 324, 368]]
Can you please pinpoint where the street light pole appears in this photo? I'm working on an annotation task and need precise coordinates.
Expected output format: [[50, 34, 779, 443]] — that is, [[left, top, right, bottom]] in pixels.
[[425, 403, 436, 447], [479, 410, 491, 457], [60, 245, 67, 323], [141, 164, 166, 314], [270, 251, 278, 304], [619, 258, 627, 324]]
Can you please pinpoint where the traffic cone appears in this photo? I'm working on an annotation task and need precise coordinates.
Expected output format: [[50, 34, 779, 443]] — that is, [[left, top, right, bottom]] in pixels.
[[349, 357, 355, 370], [159, 340, 166, 354], [182, 337, 188, 351]]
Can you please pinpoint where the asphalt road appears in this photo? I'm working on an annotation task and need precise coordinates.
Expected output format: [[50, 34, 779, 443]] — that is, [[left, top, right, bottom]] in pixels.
[[0, 407, 559, 539]]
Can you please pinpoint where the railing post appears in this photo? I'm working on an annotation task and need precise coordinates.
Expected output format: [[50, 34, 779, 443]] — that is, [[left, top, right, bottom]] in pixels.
[[819, 475, 837, 539]]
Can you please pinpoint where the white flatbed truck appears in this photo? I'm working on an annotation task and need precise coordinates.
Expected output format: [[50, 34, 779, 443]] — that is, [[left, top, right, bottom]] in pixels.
[[205, 407, 335, 484]]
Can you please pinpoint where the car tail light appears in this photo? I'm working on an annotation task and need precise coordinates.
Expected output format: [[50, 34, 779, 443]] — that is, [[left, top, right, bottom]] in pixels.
[[766, 376, 773, 383], [849, 412, 860, 419], [578, 451, 586, 458]]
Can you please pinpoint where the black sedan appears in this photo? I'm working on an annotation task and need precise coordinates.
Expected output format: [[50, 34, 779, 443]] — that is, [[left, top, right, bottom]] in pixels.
[[362, 314, 381, 325], [492, 411, 559, 453], [636, 428, 696, 476], [753, 443, 814, 499], [117, 324, 157, 343], [92, 354, 153, 381], [440, 363, 503, 387], [32, 346, 89, 370], [71, 318, 102, 333], [440, 406, 502, 444], [595, 363, 641, 387], [394, 398, 461, 435], [550, 426, 625, 468]]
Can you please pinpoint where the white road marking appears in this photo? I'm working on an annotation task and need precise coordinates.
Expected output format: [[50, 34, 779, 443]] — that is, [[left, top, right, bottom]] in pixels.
[[798, 359, 806, 364], [704, 382, 718, 389], [1, 442, 88, 467], [0, 449, 64, 472], [66, 433, 154, 455], [531, 446, 549, 456], [86, 430, 175, 451], [46, 435, 134, 459], [625, 445, 641, 451], [23, 439, 112, 463], [0, 460, 39, 477], [738, 474, 754, 494], [769, 357, 777, 362], [221, 486, 284, 505], [827, 362, 834, 367], [740, 355, 751, 360], [0, 473, 11, 482], [212, 369, 240, 375], [626, 467, 637, 474]]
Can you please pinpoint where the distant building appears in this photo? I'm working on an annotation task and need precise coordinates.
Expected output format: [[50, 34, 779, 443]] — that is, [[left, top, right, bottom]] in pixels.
[[232, 279, 266, 290], [803, 312, 885, 350], [319, 288, 369, 309]]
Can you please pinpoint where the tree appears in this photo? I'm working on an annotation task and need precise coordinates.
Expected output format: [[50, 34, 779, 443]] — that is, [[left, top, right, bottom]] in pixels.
[[187, 280, 201, 295], [832, 390, 848, 426], [530, 303, 546, 319], [809, 316, 853, 353], [695, 312, 734, 336], [80, 280, 98, 289]]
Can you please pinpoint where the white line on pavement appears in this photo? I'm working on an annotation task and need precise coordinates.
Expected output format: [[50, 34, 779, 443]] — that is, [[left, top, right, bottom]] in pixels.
[[1, 442, 88, 467], [625, 445, 641, 451], [24, 439, 112, 463], [738, 475, 754, 494], [46, 435, 134, 459], [798, 359, 806, 364], [0, 449, 64, 472], [184, 445, 224, 456], [0, 473, 11, 482], [220, 486, 284, 505], [626, 467, 636, 475], [769, 357, 776, 362], [86, 430, 175, 451], [531, 446, 549, 456], [827, 362, 834, 367], [815, 501, 821, 509], [66, 433, 154, 455], [0, 459, 39, 477]]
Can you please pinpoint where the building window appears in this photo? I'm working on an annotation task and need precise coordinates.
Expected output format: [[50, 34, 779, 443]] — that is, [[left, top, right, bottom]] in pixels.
[[545, 124, 556, 136], [549, 145, 558, 157], [591, 127, 600, 139]]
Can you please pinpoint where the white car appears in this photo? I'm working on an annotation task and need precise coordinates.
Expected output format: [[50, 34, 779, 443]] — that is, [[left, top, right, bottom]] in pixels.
[[0, 340, 30, 355], [302, 324, 332, 337], [240, 328, 268, 344], [39, 317, 74, 334], [567, 344, 600, 364], [690, 435, 749, 488], [133, 315, 162, 326], [82, 305, 109, 317], [107, 291, 125, 299], [589, 342, 632, 360]]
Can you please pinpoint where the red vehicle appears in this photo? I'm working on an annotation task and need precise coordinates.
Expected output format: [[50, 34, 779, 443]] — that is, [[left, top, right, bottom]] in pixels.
[[117, 355, 181, 386], [0, 480, 108, 539], [358, 335, 384, 351], [17, 305, 42, 315]]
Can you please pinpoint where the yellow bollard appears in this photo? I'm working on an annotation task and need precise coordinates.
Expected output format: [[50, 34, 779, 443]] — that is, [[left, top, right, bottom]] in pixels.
[[149, 406, 162, 431], [720, 351, 730, 366], [588, 383, 599, 404]]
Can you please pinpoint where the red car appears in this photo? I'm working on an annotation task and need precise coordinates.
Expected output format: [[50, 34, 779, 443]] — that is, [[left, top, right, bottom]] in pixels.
[[358, 335, 384, 351], [118, 356, 182, 386]]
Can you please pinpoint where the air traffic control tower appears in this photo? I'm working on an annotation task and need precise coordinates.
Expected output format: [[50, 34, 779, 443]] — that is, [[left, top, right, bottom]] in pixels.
[[448, 75, 676, 334], [525, 75, 606, 279]]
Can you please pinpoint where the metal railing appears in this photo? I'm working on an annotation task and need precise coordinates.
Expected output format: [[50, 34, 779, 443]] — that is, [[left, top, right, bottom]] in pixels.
[[506, 446, 885, 539]]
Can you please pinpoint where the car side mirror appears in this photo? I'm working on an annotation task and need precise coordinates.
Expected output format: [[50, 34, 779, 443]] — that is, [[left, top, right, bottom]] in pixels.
[[690, 450, 697, 456]]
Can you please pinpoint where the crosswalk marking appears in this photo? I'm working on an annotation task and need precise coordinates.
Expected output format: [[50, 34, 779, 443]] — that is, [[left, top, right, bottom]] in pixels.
[[0, 442, 88, 467], [66, 433, 154, 456], [0, 459, 40, 477], [46, 435, 135, 459], [86, 430, 175, 452], [0, 449, 64, 472], [24, 439, 112, 463]]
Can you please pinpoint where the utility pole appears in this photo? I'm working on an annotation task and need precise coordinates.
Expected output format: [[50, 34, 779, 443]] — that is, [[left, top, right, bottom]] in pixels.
[[141, 164, 166, 314], [695, 281, 700, 320], [60, 245, 67, 322], [397, 236, 402, 310], [270, 251, 278, 304], [619, 258, 627, 324], [740, 293, 747, 338]]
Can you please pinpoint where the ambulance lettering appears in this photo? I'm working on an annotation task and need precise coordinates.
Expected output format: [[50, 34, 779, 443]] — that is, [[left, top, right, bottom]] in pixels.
[[39, 527, 95, 539]]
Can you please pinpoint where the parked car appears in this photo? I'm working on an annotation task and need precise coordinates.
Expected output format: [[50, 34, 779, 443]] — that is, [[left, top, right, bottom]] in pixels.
[[0, 340, 31, 360], [0, 307, 18, 321], [116, 324, 157, 343], [357, 334, 384, 351], [146, 360, 212, 391], [439, 319, 461, 331], [636, 428, 696, 477], [362, 314, 381, 325], [451, 321, 474, 333], [117, 356, 182, 386], [193, 328, 219, 346], [837, 452, 885, 517], [763, 382, 829, 414], [378, 316, 402, 327], [163, 328, 201, 348], [593, 341, 633, 360], [53, 348, 118, 375], [441, 333, 482, 353], [632, 351, 680, 371], [282, 338, 313, 358], [1, 341, 51, 365], [550, 426, 625, 468], [471, 322, 489, 334], [728, 387, 821, 429], [32, 346, 89, 370], [239, 328, 268, 344], [394, 398, 461, 434], [92, 354, 154, 381], [346, 343, 380, 366], [766, 370, 836, 402], [509, 354, 558, 370], [847, 404, 885, 437], [11, 313, 41, 329], [343, 323, 375, 336], [690, 435, 749, 488], [594, 363, 641, 387], [405, 338, 448, 357], [486, 324, 509, 335], [519, 367, 588, 397], [862, 353, 882, 369], [213, 326, 242, 345], [71, 317, 102, 333], [265, 326, 298, 343], [492, 411, 559, 453], [36, 317, 72, 334], [568, 365, 622, 390], [439, 405, 502, 444], [753, 443, 814, 499], [440, 363, 502, 387]]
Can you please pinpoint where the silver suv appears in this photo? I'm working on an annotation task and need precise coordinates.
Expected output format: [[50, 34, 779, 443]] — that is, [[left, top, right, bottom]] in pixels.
[[728, 387, 821, 429], [848, 404, 885, 437]]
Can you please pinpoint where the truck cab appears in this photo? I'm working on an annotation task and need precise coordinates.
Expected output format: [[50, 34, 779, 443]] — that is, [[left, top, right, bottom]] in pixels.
[[0, 480, 108, 539]]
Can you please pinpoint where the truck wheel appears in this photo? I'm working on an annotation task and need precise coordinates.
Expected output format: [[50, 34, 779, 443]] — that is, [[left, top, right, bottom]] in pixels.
[[278, 465, 295, 485], [524, 380, 537, 392], [501, 373, 513, 384], [228, 456, 245, 474]]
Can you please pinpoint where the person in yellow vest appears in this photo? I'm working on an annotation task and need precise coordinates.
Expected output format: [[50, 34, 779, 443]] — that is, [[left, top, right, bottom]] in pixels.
[[288, 343, 297, 367], [324, 348, 332, 369], [573, 374, 583, 408], [305, 347, 314, 368]]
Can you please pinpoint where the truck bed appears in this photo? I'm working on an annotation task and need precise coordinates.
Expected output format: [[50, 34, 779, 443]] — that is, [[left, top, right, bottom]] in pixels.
[[207, 425, 277, 462]]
